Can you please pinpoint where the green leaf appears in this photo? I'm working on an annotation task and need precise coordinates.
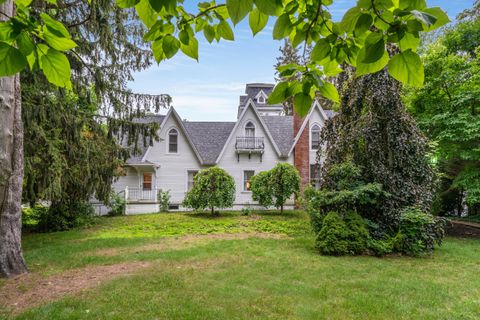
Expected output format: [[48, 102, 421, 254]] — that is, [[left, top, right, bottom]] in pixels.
[[15, 0, 32, 7], [44, 31, 77, 51], [362, 32, 385, 63], [226, 0, 253, 25], [398, 32, 420, 51], [411, 10, 437, 27], [268, 81, 289, 104], [318, 82, 339, 103], [254, 0, 280, 15], [0, 22, 18, 42], [116, 0, 140, 8], [135, 0, 157, 28], [354, 13, 373, 35], [272, 14, 292, 40], [0, 42, 27, 76], [356, 45, 389, 76], [152, 38, 165, 63], [217, 20, 234, 41], [387, 49, 424, 87], [148, 0, 176, 13], [16, 32, 34, 56], [38, 45, 72, 89], [422, 7, 450, 31], [162, 35, 180, 59], [180, 36, 199, 61], [203, 25, 215, 43], [249, 7, 268, 36], [340, 7, 361, 33], [293, 92, 312, 117], [311, 39, 331, 63], [40, 13, 70, 38], [179, 29, 190, 45]]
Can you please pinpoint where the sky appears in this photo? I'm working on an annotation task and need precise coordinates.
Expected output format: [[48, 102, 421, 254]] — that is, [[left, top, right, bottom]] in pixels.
[[128, 0, 475, 121]]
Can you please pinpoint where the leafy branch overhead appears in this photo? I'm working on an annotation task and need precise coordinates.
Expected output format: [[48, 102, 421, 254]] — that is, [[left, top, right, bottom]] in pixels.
[[0, 0, 449, 115]]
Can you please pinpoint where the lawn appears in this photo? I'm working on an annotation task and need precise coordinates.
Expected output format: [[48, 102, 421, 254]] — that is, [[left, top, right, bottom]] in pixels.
[[1, 210, 480, 319]]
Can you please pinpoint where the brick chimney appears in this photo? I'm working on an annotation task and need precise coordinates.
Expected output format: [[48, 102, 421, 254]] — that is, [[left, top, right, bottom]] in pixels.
[[293, 112, 310, 189]]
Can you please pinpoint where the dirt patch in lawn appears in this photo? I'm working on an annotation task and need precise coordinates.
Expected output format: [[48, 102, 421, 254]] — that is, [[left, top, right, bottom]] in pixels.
[[91, 232, 288, 257], [0, 261, 152, 315]]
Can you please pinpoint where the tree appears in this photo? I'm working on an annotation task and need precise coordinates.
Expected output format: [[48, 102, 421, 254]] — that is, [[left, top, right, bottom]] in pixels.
[[406, 13, 480, 215], [0, 0, 450, 277], [251, 163, 300, 213], [319, 67, 436, 233], [0, 0, 28, 277], [183, 167, 235, 215]]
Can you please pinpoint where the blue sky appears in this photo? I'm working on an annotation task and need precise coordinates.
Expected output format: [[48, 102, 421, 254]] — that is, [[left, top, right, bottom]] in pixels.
[[128, 0, 474, 121]]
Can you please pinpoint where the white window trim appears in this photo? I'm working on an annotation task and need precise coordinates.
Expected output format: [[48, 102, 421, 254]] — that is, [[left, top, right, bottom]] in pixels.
[[244, 120, 256, 137], [167, 127, 179, 154], [185, 169, 199, 192], [310, 123, 321, 151], [242, 170, 255, 192], [255, 90, 268, 104]]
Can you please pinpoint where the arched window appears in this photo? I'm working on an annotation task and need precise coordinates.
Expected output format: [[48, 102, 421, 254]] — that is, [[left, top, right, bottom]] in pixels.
[[168, 128, 178, 153], [245, 121, 255, 137], [311, 124, 320, 150]]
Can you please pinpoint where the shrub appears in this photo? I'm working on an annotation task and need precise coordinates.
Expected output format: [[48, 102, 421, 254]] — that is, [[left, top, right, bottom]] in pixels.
[[315, 211, 369, 255], [251, 163, 300, 213], [22, 205, 48, 230], [241, 206, 253, 216], [367, 238, 393, 257], [36, 201, 95, 232], [108, 192, 126, 216], [182, 167, 235, 215], [393, 207, 446, 256], [158, 189, 171, 212]]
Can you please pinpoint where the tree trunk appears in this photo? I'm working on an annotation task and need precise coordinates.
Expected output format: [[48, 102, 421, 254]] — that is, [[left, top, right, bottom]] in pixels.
[[0, 0, 28, 278], [211, 206, 214, 215], [281, 204, 283, 214]]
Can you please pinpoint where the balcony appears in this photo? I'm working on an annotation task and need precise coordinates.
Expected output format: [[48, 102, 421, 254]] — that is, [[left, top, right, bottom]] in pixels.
[[235, 137, 264, 161]]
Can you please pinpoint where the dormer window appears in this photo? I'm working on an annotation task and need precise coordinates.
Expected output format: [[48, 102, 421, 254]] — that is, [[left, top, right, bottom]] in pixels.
[[168, 128, 178, 153], [257, 96, 265, 104], [255, 90, 268, 104], [311, 124, 320, 150]]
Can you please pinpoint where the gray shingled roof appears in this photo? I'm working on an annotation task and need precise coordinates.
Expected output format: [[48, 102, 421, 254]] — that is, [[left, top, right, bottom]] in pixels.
[[261, 115, 294, 156], [324, 110, 337, 118], [183, 121, 235, 164]]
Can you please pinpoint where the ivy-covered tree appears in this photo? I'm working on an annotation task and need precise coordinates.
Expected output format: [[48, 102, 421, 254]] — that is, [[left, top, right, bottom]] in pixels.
[[182, 167, 235, 215], [251, 163, 300, 213], [319, 67, 436, 233], [0, 0, 450, 277]]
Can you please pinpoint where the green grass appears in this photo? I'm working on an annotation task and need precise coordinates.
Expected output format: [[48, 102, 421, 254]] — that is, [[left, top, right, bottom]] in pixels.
[[458, 214, 480, 224], [3, 210, 480, 319]]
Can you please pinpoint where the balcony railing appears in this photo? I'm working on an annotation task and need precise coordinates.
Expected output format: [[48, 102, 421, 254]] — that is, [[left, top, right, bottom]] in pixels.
[[125, 187, 157, 202], [235, 137, 264, 151]]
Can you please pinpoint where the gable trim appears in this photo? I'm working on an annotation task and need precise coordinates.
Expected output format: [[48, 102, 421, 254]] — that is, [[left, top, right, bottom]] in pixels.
[[287, 100, 329, 157], [215, 99, 283, 163], [160, 107, 205, 165]]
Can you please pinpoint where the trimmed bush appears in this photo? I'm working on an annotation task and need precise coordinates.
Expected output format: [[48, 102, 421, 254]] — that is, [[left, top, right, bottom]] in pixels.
[[393, 207, 446, 256], [316, 211, 369, 255]]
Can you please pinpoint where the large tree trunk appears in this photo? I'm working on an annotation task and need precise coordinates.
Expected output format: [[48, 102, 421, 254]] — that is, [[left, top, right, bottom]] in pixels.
[[0, 0, 28, 278]]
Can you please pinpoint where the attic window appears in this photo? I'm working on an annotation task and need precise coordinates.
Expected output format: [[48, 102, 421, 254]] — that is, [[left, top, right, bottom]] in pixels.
[[245, 121, 255, 137], [257, 96, 265, 104], [168, 128, 178, 153]]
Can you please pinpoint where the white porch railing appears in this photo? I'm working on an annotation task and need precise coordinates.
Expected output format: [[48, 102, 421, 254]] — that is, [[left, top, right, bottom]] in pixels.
[[125, 187, 158, 202]]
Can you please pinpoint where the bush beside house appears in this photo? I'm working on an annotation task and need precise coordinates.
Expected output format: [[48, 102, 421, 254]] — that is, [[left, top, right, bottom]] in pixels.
[[182, 167, 235, 215], [250, 163, 300, 213]]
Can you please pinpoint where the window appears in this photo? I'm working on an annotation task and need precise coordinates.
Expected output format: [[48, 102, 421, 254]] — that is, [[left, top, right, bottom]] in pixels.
[[311, 124, 321, 150], [257, 96, 265, 104], [168, 128, 178, 153], [143, 172, 152, 190], [243, 170, 255, 191], [187, 170, 198, 191], [310, 164, 320, 189], [245, 121, 255, 137]]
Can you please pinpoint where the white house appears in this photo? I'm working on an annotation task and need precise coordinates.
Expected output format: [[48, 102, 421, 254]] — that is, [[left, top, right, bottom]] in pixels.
[[92, 83, 335, 214]]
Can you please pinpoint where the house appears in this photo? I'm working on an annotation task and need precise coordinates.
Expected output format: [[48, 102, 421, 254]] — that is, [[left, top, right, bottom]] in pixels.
[[92, 83, 335, 214]]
